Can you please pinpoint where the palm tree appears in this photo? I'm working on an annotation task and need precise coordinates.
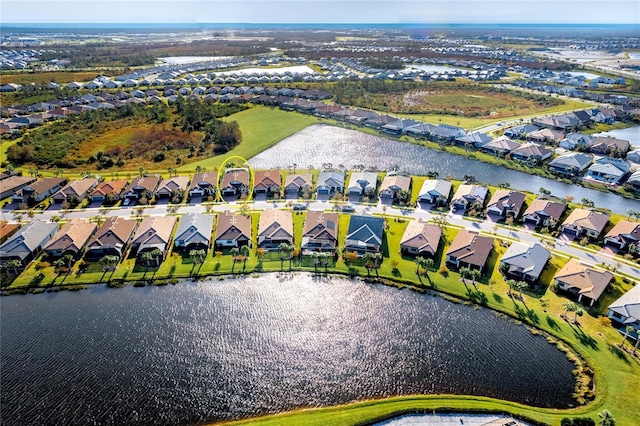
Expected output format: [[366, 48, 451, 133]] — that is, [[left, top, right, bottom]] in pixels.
[[469, 269, 481, 288], [633, 332, 640, 356], [240, 245, 250, 269], [573, 306, 584, 324], [562, 301, 576, 319], [460, 266, 470, 285], [621, 325, 635, 348], [2, 259, 22, 276], [99, 255, 119, 270], [598, 409, 615, 426], [189, 249, 206, 264], [362, 252, 374, 276], [515, 280, 528, 300], [230, 247, 239, 272]]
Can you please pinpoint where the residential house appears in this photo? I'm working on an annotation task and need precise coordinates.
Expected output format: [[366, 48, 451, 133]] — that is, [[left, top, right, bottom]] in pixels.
[[316, 170, 344, 195], [344, 215, 384, 255], [43, 219, 97, 258], [381, 118, 421, 135], [11, 177, 67, 205], [174, 213, 213, 252], [405, 122, 438, 139], [589, 136, 630, 156], [257, 209, 294, 250], [284, 173, 313, 196], [559, 133, 594, 151], [561, 208, 610, 239], [399, 219, 442, 257], [0, 220, 58, 267], [526, 128, 565, 145], [52, 178, 99, 205], [215, 211, 252, 248], [454, 132, 492, 148], [0, 221, 20, 244], [130, 216, 178, 258], [608, 284, 640, 335], [451, 184, 488, 212], [604, 220, 640, 251], [445, 230, 494, 272], [499, 242, 550, 283], [553, 259, 613, 306], [626, 170, 640, 192], [301, 211, 339, 253], [254, 170, 281, 195], [90, 179, 128, 204], [221, 168, 249, 196], [510, 143, 553, 164], [156, 176, 190, 201], [479, 136, 520, 157], [504, 124, 539, 139], [548, 153, 593, 177], [188, 172, 218, 199], [428, 124, 466, 143], [627, 148, 640, 164], [417, 179, 452, 206], [122, 175, 161, 205], [0, 175, 36, 200], [486, 190, 526, 219], [522, 199, 566, 229], [347, 171, 378, 196], [379, 175, 411, 201], [533, 115, 580, 131], [85, 217, 137, 260], [585, 158, 631, 185]]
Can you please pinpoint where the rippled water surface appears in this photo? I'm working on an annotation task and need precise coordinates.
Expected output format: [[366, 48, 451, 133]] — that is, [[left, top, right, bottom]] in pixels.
[[249, 125, 640, 214], [1, 274, 575, 425]]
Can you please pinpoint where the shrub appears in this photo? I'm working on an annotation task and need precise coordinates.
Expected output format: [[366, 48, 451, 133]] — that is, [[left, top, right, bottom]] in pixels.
[[571, 418, 595, 426], [561, 418, 573, 426], [439, 266, 449, 277], [153, 152, 166, 162]]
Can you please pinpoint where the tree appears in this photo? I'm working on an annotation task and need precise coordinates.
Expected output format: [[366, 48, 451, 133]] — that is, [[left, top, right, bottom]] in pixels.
[[573, 306, 584, 324], [598, 409, 615, 426], [621, 325, 634, 348], [515, 280, 528, 299], [189, 249, 206, 264], [581, 198, 594, 209], [469, 269, 481, 288], [215, 251, 223, 265], [2, 259, 23, 276], [459, 267, 470, 285], [562, 301, 577, 319], [240, 245, 250, 269], [539, 187, 551, 197], [99, 255, 119, 270], [506, 279, 517, 297], [230, 247, 239, 272]]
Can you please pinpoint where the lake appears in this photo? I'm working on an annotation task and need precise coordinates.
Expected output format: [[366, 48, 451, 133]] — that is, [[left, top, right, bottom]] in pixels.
[[0, 274, 576, 425], [249, 125, 640, 214], [594, 125, 640, 148]]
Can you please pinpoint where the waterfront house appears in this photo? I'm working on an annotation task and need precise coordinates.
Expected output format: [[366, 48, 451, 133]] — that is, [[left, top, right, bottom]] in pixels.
[[301, 211, 338, 253], [553, 259, 613, 307], [130, 216, 177, 258], [43, 219, 97, 258], [604, 220, 640, 251], [285, 173, 313, 196], [608, 284, 640, 335], [585, 158, 630, 185], [522, 199, 566, 229], [215, 211, 252, 248], [85, 217, 137, 261], [504, 124, 539, 139], [428, 124, 466, 143], [454, 132, 492, 148], [258, 209, 294, 251], [0, 220, 58, 268], [316, 170, 344, 195], [188, 172, 218, 199], [254, 170, 281, 195], [156, 176, 190, 201], [347, 171, 378, 196], [485, 190, 526, 219], [11, 177, 67, 205], [123, 175, 161, 205], [381, 118, 421, 135], [451, 184, 488, 212], [90, 179, 128, 204], [559, 133, 594, 151], [479, 136, 520, 157], [510, 143, 552, 164], [626, 170, 640, 192], [405, 122, 438, 139], [526, 128, 565, 145], [499, 242, 550, 283], [221, 168, 249, 197], [0, 175, 36, 200], [589, 136, 630, 156], [379, 175, 411, 201], [344, 215, 384, 255], [174, 213, 213, 252], [416, 179, 452, 206], [52, 178, 99, 205], [627, 148, 640, 164], [445, 230, 493, 272], [0, 221, 20, 244], [533, 115, 580, 131], [399, 219, 442, 257], [561, 208, 610, 239], [548, 153, 593, 177]]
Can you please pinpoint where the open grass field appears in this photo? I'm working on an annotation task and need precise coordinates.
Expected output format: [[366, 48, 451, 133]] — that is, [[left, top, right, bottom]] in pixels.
[[0, 71, 102, 85], [5, 202, 639, 425]]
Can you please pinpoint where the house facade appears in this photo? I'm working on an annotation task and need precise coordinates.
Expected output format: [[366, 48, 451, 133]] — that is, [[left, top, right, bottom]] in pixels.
[[399, 220, 442, 257], [284, 173, 313, 196], [485, 190, 526, 219], [43, 219, 97, 258], [316, 171, 344, 195], [344, 215, 384, 255], [604, 220, 640, 251], [156, 176, 190, 200], [188, 172, 218, 199], [130, 216, 178, 258], [554, 259, 613, 307], [301, 211, 338, 253], [90, 179, 128, 204], [499, 242, 550, 283], [174, 213, 213, 252], [85, 217, 137, 260], [52, 178, 99, 205], [347, 171, 378, 196], [522, 199, 566, 229], [11, 178, 67, 205], [445, 230, 494, 272], [561, 208, 610, 239], [451, 184, 488, 212], [254, 170, 281, 195], [257, 209, 294, 250], [215, 211, 252, 248], [123, 175, 161, 205], [379, 175, 411, 200], [417, 179, 452, 205]]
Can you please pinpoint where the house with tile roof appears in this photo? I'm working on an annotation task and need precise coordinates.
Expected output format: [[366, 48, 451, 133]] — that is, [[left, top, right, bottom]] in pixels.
[[174, 213, 213, 252], [0, 220, 58, 267], [608, 284, 640, 335], [215, 211, 252, 248], [548, 153, 593, 177], [561, 208, 610, 239], [301, 211, 339, 253], [347, 171, 378, 196], [554, 259, 613, 306], [11, 178, 67, 205], [499, 242, 550, 283], [52, 178, 99, 205], [188, 172, 218, 199], [258, 209, 293, 251], [122, 175, 161, 205], [417, 179, 452, 206], [486, 190, 526, 219], [43, 219, 97, 258], [221, 168, 250, 197], [0, 221, 20, 244], [344, 215, 384, 255], [316, 170, 344, 195], [451, 184, 488, 212], [379, 175, 411, 200], [285, 173, 313, 196], [604, 220, 640, 251], [445, 230, 494, 272], [131, 216, 177, 258], [399, 220, 442, 257], [510, 143, 552, 164], [156, 176, 190, 200], [85, 217, 137, 260], [585, 158, 631, 185], [479, 136, 520, 157], [522, 199, 566, 229], [254, 170, 281, 195], [90, 179, 129, 204]]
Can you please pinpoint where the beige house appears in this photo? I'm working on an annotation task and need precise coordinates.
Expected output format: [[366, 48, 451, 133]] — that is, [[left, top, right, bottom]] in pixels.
[[554, 259, 613, 306]]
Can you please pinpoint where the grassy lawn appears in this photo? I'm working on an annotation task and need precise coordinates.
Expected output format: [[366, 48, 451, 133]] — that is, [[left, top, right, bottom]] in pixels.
[[0, 71, 102, 85], [4, 208, 640, 425], [177, 107, 325, 172]]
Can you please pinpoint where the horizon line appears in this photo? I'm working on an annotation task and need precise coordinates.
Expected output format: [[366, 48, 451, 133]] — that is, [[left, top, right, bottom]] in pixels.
[[3, 22, 638, 26]]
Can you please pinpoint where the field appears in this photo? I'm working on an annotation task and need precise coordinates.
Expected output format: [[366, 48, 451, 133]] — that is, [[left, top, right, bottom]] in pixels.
[[0, 71, 104, 85]]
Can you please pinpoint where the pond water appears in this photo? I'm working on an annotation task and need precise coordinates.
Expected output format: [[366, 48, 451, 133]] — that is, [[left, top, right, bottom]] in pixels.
[[0, 274, 576, 425], [564, 71, 602, 80], [249, 125, 640, 214], [407, 64, 473, 73], [594, 125, 640, 148]]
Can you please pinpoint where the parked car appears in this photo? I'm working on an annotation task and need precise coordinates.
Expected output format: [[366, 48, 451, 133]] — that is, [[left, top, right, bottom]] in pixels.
[[341, 205, 355, 213], [293, 203, 307, 211]]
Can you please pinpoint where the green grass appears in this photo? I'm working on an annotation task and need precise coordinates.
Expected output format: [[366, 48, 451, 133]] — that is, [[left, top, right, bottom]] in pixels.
[[176, 106, 325, 172]]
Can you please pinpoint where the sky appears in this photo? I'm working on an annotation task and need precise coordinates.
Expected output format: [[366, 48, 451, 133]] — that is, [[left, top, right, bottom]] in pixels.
[[2, 0, 639, 24]]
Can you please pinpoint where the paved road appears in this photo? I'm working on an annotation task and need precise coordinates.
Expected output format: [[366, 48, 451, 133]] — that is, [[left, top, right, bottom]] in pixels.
[[4, 196, 638, 281]]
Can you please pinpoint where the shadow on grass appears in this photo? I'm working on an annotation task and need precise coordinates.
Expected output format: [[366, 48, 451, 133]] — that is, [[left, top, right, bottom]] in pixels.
[[608, 342, 631, 365], [545, 315, 561, 332], [571, 324, 600, 351], [492, 292, 504, 304], [514, 304, 540, 325], [466, 288, 488, 306]]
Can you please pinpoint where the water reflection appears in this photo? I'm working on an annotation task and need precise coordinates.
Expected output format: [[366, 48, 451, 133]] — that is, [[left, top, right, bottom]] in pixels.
[[0, 274, 576, 425]]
